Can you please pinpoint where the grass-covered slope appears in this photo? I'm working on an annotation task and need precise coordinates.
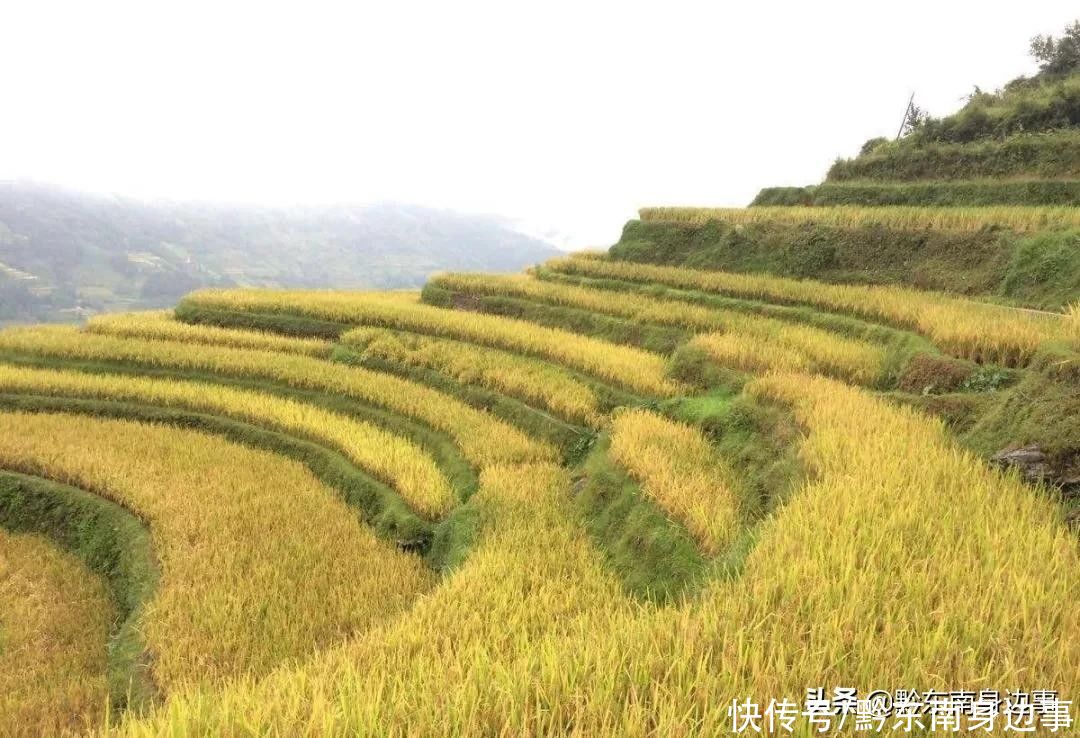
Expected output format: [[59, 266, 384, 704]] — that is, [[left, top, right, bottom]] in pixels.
[[753, 179, 1080, 206], [732, 36, 1080, 305], [609, 214, 1080, 308]]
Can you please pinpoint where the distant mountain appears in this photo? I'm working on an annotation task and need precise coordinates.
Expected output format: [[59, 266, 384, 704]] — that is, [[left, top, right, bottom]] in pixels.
[[0, 182, 559, 324]]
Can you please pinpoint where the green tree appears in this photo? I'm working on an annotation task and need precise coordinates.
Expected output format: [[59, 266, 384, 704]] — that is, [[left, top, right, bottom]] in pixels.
[[1030, 20, 1080, 76]]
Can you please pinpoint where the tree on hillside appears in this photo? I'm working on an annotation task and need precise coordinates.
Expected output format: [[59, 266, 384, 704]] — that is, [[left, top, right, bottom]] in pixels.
[[1030, 20, 1080, 76], [901, 103, 928, 136]]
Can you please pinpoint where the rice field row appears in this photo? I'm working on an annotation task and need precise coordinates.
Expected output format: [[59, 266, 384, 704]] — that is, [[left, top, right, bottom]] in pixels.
[[431, 272, 887, 382], [688, 329, 882, 381], [0, 531, 112, 738], [88, 310, 332, 357], [546, 255, 1073, 364], [179, 288, 682, 396], [608, 408, 738, 555], [0, 326, 554, 470], [341, 326, 605, 427], [0, 363, 454, 517], [107, 372, 1079, 735], [638, 204, 1080, 232], [0, 412, 435, 693]]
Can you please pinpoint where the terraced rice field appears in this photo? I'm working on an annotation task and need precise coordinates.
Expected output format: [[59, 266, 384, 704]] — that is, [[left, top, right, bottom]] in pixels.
[[638, 204, 1080, 232], [0, 237, 1076, 736], [0, 531, 113, 737], [544, 254, 1072, 364]]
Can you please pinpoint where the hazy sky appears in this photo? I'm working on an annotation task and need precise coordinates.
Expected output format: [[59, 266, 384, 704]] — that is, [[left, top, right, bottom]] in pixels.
[[1, 1, 1077, 247]]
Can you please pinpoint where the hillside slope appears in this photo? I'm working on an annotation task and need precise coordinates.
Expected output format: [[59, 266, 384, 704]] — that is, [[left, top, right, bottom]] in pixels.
[[0, 182, 558, 325]]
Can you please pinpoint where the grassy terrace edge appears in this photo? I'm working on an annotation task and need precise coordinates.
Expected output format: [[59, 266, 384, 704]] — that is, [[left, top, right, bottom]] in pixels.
[[0, 469, 158, 713], [751, 180, 1080, 207]]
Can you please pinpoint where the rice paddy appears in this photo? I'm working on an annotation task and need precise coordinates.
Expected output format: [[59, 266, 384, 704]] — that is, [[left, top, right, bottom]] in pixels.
[[0, 412, 434, 695], [545, 254, 1070, 365], [1, 213, 1077, 736], [638, 204, 1080, 232], [0, 530, 113, 737]]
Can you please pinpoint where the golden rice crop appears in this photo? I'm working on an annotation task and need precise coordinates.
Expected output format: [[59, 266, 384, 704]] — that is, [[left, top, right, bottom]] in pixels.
[[0, 531, 112, 738], [0, 363, 453, 517], [689, 327, 884, 382], [434, 272, 885, 382], [609, 409, 738, 555], [110, 461, 636, 736], [548, 255, 1069, 365], [342, 326, 604, 427], [639, 204, 1080, 232], [689, 331, 812, 375], [109, 373, 1078, 735], [182, 288, 681, 396], [0, 412, 434, 694], [87, 310, 332, 357], [0, 326, 554, 469]]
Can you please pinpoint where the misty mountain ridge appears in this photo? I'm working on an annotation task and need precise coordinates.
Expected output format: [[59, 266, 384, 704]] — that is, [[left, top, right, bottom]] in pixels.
[[0, 181, 559, 324]]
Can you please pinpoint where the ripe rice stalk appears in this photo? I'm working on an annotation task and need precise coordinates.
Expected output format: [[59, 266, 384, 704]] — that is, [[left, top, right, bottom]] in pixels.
[[180, 289, 682, 396], [609, 408, 738, 555], [88, 310, 332, 357], [0, 326, 555, 470], [0, 362, 453, 517], [341, 327, 605, 427], [546, 255, 1068, 366], [0, 412, 435, 693], [432, 272, 885, 382], [0, 531, 113, 737], [107, 373, 1078, 735]]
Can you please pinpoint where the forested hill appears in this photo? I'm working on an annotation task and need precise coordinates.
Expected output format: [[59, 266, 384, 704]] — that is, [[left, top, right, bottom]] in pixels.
[[0, 182, 559, 324]]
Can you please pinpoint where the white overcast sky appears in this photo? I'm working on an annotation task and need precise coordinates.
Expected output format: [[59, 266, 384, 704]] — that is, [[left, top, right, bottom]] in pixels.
[[1, 1, 1077, 247]]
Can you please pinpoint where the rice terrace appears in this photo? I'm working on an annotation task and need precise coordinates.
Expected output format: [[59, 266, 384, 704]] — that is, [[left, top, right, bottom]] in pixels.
[[2, 16, 1080, 738]]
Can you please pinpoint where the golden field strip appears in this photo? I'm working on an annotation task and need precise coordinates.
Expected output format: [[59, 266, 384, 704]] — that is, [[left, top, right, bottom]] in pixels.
[[88, 311, 332, 357], [547, 255, 1072, 364], [342, 326, 605, 427], [182, 288, 681, 395], [0, 413, 434, 693], [688, 330, 875, 380], [0, 326, 554, 470], [0, 531, 113, 738], [638, 204, 1080, 232], [107, 374, 1077, 735], [0, 363, 453, 516], [433, 272, 886, 382], [609, 409, 737, 555]]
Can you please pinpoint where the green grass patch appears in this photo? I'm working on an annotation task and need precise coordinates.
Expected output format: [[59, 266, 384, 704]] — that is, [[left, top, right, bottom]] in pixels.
[[999, 229, 1080, 309], [752, 180, 1080, 207], [573, 433, 709, 603], [660, 390, 802, 528], [826, 130, 1080, 182], [892, 360, 1079, 527]]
